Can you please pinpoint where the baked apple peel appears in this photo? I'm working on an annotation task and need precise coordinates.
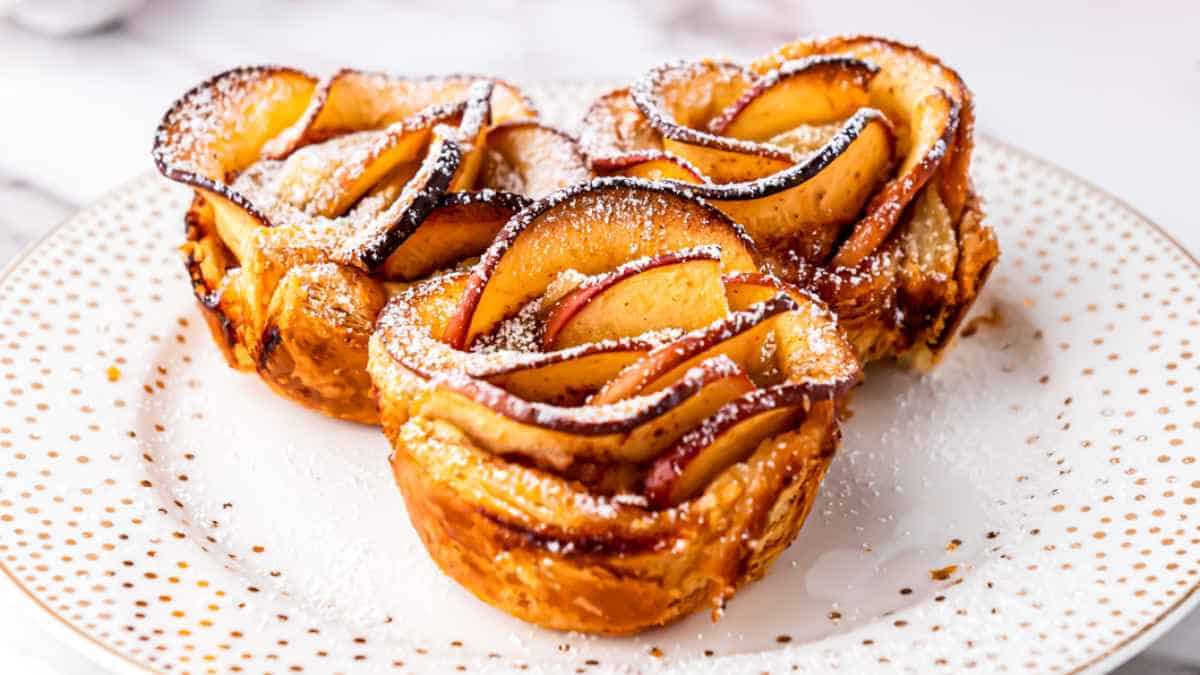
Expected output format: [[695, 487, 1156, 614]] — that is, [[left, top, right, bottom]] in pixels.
[[154, 66, 582, 422], [369, 178, 860, 633]]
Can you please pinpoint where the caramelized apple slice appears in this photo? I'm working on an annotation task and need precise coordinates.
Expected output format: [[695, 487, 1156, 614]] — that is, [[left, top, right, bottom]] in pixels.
[[446, 81, 495, 192], [937, 94, 975, 223], [203, 192, 274, 266], [355, 160, 422, 212], [708, 56, 878, 140], [619, 356, 754, 461], [598, 151, 707, 184], [721, 272, 811, 310], [153, 66, 318, 232], [274, 102, 461, 218], [750, 37, 967, 266], [632, 60, 754, 134], [480, 122, 593, 198], [640, 293, 856, 509], [897, 187, 958, 298], [644, 385, 822, 507], [663, 138, 792, 184], [579, 88, 664, 164], [683, 110, 895, 261], [631, 61, 796, 182], [262, 69, 536, 159], [592, 294, 796, 404], [376, 272, 654, 405], [409, 356, 754, 467], [443, 178, 759, 349], [831, 89, 958, 267], [543, 247, 727, 350], [483, 345, 650, 405], [380, 190, 528, 281], [333, 125, 463, 271], [767, 122, 845, 155]]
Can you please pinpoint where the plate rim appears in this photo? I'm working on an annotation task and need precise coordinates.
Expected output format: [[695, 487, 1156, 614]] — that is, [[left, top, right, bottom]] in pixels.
[[0, 179, 156, 675], [0, 135, 1198, 674], [980, 136, 1200, 675]]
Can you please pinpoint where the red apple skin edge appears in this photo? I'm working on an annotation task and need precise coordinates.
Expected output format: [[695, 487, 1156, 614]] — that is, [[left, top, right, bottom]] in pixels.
[[541, 246, 722, 350]]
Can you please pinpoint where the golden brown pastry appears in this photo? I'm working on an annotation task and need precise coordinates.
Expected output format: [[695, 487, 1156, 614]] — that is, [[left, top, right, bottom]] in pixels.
[[581, 35, 1000, 366], [369, 178, 860, 633], [153, 67, 591, 422]]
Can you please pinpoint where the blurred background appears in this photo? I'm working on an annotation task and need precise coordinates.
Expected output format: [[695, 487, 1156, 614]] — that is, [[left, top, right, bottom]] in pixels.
[[0, 1, 1197, 673]]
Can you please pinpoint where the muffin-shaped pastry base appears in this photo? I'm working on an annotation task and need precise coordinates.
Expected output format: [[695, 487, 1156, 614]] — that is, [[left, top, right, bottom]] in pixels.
[[382, 388, 839, 634], [369, 179, 859, 633]]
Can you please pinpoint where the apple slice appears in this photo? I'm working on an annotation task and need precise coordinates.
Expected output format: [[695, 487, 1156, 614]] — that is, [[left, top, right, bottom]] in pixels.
[[382, 274, 655, 406], [579, 87, 664, 164], [632, 60, 754, 134], [261, 69, 537, 160], [273, 101, 461, 218], [767, 122, 846, 155], [596, 151, 707, 184], [707, 55, 878, 140], [679, 110, 895, 262], [663, 137, 792, 184], [328, 82, 494, 271], [591, 293, 796, 404], [897, 186, 958, 300], [376, 272, 654, 405], [480, 121, 593, 198], [270, 80, 488, 218], [442, 178, 759, 349], [721, 272, 811, 310], [644, 385, 827, 507], [447, 81, 495, 192], [153, 66, 318, 241], [484, 345, 650, 405], [631, 61, 798, 183], [831, 89, 958, 267], [354, 159, 422, 213], [379, 190, 529, 281], [750, 36, 968, 267], [403, 355, 755, 467], [542, 246, 727, 350], [937, 94, 975, 223], [332, 124, 463, 271]]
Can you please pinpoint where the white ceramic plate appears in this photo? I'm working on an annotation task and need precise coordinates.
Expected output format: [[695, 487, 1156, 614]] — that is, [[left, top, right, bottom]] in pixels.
[[2, 86, 1199, 675]]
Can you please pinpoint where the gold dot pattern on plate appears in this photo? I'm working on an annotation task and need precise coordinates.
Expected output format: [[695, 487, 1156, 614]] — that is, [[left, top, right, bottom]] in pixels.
[[0, 84, 1197, 674]]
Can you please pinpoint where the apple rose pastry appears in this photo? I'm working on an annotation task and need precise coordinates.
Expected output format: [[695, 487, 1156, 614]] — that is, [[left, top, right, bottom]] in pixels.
[[153, 67, 591, 422], [581, 35, 1000, 367], [369, 178, 860, 634]]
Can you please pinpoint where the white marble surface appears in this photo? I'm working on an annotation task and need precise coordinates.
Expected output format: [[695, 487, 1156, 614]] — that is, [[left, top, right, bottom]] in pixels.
[[0, 1, 1197, 672]]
